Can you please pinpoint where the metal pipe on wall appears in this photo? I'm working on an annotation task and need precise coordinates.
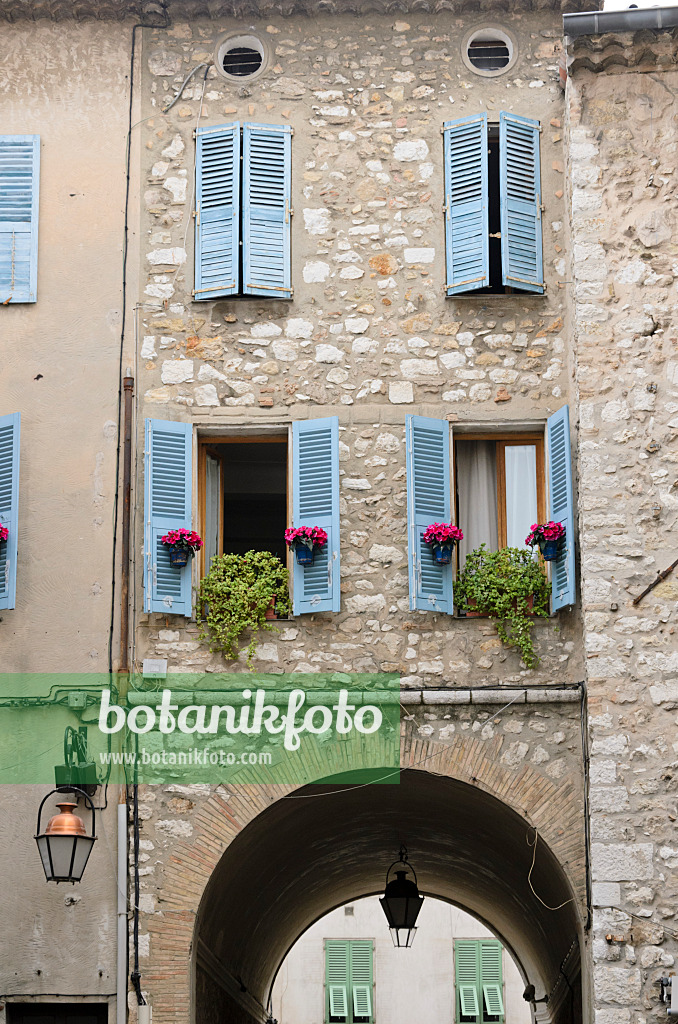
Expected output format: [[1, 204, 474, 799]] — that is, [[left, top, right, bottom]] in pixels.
[[117, 797, 128, 1024], [119, 373, 134, 674]]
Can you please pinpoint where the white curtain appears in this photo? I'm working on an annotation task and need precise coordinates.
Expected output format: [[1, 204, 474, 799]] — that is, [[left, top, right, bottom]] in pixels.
[[205, 453, 220, 571], [456, 441, 498, 566], [505, 445, 537, 550]]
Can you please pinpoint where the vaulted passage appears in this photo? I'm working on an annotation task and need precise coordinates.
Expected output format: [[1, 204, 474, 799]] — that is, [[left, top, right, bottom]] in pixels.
[[195, 769, 584, 1024]]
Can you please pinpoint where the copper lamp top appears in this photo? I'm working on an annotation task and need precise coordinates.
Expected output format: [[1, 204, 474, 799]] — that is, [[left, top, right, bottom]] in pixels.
[[43, 801, 87, 837]]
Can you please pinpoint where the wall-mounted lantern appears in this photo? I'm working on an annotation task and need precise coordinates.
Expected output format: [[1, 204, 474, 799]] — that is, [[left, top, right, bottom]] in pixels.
[[35, 788, 96, 883]]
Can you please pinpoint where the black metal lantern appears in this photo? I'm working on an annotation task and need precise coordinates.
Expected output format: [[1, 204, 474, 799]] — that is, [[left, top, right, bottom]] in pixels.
[[35, 788, 96, 883], [379, 845, 424, 947]]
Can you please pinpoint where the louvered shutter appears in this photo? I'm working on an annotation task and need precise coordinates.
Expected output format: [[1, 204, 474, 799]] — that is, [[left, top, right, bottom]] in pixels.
[[194, 122, 240, 300], [326, 940, 349, 1023], [350, 941, 373, 1022], [499, 112, 544, 294], [243, 122, 292, 298], [456, 940, 481, 1023], [0, 412, 20, 610], [547, 405, 576, 611], [292, 417, 340, 615], [443, 114, 488, 295], [406, 415, 453, 614], [480, 941, 504, 1020], [144, 418, 193, 616], [0, 136, 39, 303]]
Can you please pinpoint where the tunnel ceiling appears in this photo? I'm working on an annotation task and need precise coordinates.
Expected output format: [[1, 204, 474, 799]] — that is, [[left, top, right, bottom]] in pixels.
[[197, 769, 582, 1010]]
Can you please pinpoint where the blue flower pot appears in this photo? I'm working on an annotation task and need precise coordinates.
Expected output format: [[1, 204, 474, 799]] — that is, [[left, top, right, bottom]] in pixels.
[[295, 545, 314, 566], [168, 547, 190, 567], [432, 544, 453, 565], [540, 539, 560, 561]]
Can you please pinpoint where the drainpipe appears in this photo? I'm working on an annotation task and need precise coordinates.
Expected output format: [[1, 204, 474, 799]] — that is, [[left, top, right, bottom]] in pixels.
[[118, 795, 129, 1024], [563, 6, 678, 38], [120, 372, 134, 674]]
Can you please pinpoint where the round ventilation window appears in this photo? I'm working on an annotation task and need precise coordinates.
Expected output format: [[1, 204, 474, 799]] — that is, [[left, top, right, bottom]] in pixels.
[[215, 35, 267, 82], [462, 28, 515, 77]]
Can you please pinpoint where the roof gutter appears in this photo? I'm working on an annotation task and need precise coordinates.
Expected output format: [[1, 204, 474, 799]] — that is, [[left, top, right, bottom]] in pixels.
[[563, 6, 678, 37]]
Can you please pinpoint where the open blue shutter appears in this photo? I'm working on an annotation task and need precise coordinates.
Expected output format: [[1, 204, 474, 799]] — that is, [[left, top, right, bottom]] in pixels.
[[500, 112, 544, 294], [406, 416, 453, 614], [194, 122, 240, 300], [0, 413, 20, 610], [0, 135, 39, 303], [292, 417, 340, 615], [144, 419, 193, 616], [443, 114, 488, 295], [243, 122, 292, 298], [547, 405, 575, 611]]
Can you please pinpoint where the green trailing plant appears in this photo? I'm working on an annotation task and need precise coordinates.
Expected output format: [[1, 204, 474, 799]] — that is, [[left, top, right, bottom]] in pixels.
[[455, 544, 551, 668], [197, 550, 291, 668]]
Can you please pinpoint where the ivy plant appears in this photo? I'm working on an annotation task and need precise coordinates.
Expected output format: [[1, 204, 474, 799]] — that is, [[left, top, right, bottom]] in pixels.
[[197, 550, 291, 668], [455, 544, 551, 668]]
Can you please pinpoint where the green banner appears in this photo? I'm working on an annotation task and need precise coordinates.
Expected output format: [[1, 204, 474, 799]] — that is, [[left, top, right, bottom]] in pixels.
[[0, 674, 401, 785]]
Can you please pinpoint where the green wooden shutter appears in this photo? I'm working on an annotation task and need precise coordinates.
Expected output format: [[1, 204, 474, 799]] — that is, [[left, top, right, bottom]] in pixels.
[[350, 940, 373, 1023], [547, 405, 576, 611], [406, 415, 453, 614], [194, 122, 240, 300], [0, 135, 39, 303], [242, 122, 292, 298], [144, 418, 193, 617], [456, 940, 481, 1023], [326, 940, 349, 1023], [0, 412, 20, 610], [480, 941, 504, 1020], [499, 112, 544, 294], [443, 114, 488, 295]]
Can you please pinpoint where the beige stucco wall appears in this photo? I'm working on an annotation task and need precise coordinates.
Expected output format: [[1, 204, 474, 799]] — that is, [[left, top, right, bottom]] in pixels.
[[271, 897, 530, 1024]]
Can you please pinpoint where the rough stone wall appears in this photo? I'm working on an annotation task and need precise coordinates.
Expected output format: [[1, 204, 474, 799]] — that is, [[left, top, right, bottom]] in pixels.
[[565, 33, 678, 1024], [134, 11, 584, 685]]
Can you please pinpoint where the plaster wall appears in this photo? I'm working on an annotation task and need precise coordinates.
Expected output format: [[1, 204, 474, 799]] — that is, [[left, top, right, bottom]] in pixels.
[[271, 897, 530, 1024], [565, 29, 678, 1023]]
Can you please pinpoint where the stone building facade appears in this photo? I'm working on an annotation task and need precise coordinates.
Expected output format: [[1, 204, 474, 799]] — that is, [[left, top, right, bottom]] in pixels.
[[0, 3, 677, 1024]]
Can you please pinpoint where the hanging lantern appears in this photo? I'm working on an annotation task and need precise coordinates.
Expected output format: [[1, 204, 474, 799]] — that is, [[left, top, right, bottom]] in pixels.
[[379, 845, 424, 947], [35, 788, 97, 883]]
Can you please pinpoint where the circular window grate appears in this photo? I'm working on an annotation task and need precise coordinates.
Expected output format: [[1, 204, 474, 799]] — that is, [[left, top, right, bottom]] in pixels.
[[468, 38, 510, 71], [222, 44, 263, 77]]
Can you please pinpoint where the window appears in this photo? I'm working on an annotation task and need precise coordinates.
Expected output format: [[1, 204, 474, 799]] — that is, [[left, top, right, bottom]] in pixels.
[[462, 28, 515, 76], [443, 112, 543, 296], [405, 408, 575, 615], [193, 121, 292, 301], [0, 135, 40, 303], [144, 416, 341, 618], [216, 35, 267, 80], [455, 939, 505, 1024], [325, 939, 373, 1024], [7, 1006, 108, 1024], [0, 411, 20, 611]]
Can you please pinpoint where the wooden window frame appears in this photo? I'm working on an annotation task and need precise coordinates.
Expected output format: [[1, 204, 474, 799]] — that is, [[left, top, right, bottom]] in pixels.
[[454, 432, 545, 549], [197, 433, 290, 579]]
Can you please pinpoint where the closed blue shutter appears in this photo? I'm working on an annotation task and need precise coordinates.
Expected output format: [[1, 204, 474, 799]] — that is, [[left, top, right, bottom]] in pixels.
[[443, 114, 488, 295], [547, 405, 575, 611], [292, 417, 340, 615], [406, 416, 453, 614], [194, 122, 240, 300], [0, 135, 39, 303], [499, 112, 544, 294], [0, 412, 20, 610], [144, 418, 193, 616], [243, 122, 292, 298]]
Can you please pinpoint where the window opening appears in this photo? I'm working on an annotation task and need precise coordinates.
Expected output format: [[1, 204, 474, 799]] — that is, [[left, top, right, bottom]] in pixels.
[[468, 38, 510, 71], [222, 45, 263, 77]]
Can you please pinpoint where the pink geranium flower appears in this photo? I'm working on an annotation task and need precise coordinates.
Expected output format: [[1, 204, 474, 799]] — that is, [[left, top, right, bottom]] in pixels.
[[284, 526, 328, 550], [422, 522, 464, 547], [525, 521, 565, 547], [161, 528, 203, 552]]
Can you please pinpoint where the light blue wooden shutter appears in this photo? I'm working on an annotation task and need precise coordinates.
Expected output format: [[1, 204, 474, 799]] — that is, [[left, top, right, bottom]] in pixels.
[[443, 114, 488, 295], [547, 405, 576, 611], [0, 412, 20, 610], [144, 419, 193, 616], [243, 122, 292, 298], [0, 135, 39, 303], [456, 940, 481, 1023], [499, 112, 544, 294], [292, 417, 340, 615], [406, 416, 453, 614], [194, 122, 240, 300], [326, 940, 349, 1023]]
